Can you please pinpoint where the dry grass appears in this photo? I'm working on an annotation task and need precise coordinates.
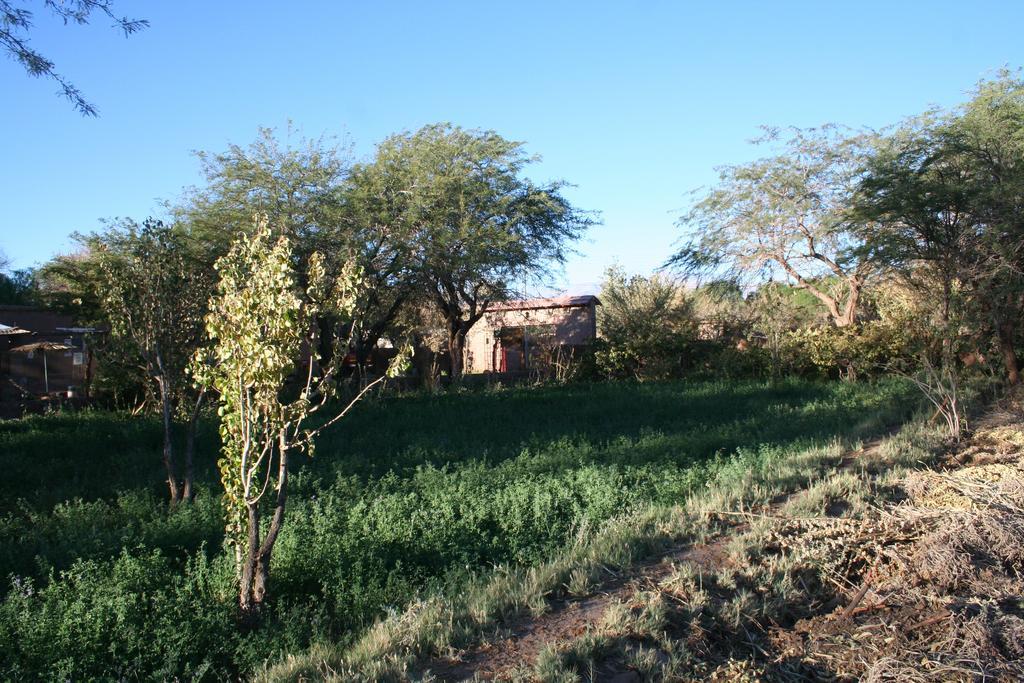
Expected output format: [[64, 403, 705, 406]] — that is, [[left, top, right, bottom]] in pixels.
[[502, 392, 1024, 682]]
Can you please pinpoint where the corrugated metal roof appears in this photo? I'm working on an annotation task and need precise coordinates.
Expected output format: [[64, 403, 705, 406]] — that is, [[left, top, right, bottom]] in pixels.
[[488, 294, 600, 312]]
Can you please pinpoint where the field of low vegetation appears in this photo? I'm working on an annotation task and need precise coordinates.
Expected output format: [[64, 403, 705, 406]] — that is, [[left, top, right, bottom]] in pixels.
[[0, 379, 917, 680], [395, 392, 1023, 683]]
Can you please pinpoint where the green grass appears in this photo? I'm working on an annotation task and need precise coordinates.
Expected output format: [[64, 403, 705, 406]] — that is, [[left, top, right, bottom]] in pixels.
[[0, 378, 918, 681]]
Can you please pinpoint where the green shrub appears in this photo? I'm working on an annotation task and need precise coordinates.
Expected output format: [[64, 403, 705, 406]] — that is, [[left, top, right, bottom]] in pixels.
[[595, 266, 698, 380], [0, 548, 239, 681]]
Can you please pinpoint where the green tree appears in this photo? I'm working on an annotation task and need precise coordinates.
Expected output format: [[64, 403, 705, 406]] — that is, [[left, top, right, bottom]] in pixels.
[[336, 145, 424, 371], [0, 260, 37, 305], [193, 217, 408, 616], [855, 73, 1024, 386], [854, 115, 972, 341], [950, 71, 1024, 385], [671, 126, 875, 327], [1, 0, 147, 115], [372, 124, 593, 380], [179, 127, 416, 378], [177, 126, 348, 258], [99, 219, 212, 502]]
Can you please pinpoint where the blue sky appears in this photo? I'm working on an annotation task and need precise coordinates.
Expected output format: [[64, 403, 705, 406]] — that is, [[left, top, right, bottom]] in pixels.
[[3, 1, 1022, 294]]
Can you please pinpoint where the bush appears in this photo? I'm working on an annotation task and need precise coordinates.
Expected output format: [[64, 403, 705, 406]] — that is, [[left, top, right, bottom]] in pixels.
[[782, 284, 932, 380], [0, 549, 240, 681], [595, 266, 697, 380]]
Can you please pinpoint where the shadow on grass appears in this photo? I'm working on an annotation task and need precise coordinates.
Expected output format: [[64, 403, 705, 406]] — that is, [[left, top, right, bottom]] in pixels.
[[306, 378, 903, 478]]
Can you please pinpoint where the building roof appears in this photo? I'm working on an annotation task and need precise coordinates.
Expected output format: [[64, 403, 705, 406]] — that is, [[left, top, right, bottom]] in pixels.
[[0, 323, 31, 336], [9, 341, 74, 353], [488, 294, 600, 312]]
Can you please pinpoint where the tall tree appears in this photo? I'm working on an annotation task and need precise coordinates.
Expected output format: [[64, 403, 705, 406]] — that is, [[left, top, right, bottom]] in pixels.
[[177, 127, 349, 260], [854, 115, 974, 326], [856, 73, 1024, 386], [99, 219, 213, 502], [179, 128, 417, 376], [1, 0, 147, 115], [950, 72, 1024, 384], [332, 145, 423, 370], [670, 126, 875, 327], [372, 124, 593, 379]]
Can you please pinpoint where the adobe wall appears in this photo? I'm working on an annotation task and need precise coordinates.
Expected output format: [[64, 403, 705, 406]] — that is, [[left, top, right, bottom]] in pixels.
[[464, 303, 597, 373]]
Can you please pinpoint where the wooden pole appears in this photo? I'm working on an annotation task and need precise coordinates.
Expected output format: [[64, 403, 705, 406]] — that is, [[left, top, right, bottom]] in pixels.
[[43, 351, 49, 395]]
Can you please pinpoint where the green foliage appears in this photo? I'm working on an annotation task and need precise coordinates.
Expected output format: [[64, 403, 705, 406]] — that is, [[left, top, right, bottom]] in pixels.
[[177, 126, 350, 261], [681, 279, 940, 381], [0, 267, 37, 305], [783, 285, 928, 379], [366, 123, 593, 376], [0, 379, 917, 680], [854, 70, 1024, 386], [671, 126, 874, 327], [595, 266, 696, 380], [195, 217, 361, 545], [377, 124, 590, 299], [33, 220, 212, 408], [100, 219, 211, 389], [0, 548, 255, 680]]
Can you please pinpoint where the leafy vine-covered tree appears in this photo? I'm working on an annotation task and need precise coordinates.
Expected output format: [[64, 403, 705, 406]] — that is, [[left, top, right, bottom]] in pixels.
[[670, 126, 875, 327], [178, 127, 418, 377], [193, 217, 409, 617]]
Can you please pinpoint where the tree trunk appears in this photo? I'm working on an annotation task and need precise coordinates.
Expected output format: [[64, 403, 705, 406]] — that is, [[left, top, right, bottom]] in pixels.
[[238, 501, 262, 619], [83, 345, 94, 400], [448, 326, 468, 381], [156, 375, 181, 503], [238, 432, 290, 620], [997, 320, 1021, 386], [834, 278, 862, 328], [182, 388, 205, 502], [412, 339, 439, 391]]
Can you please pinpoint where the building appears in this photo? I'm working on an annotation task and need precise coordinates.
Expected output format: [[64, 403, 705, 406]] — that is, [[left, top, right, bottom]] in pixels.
[[463, 295, 599, 374], [0, 305, 96, 398]]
